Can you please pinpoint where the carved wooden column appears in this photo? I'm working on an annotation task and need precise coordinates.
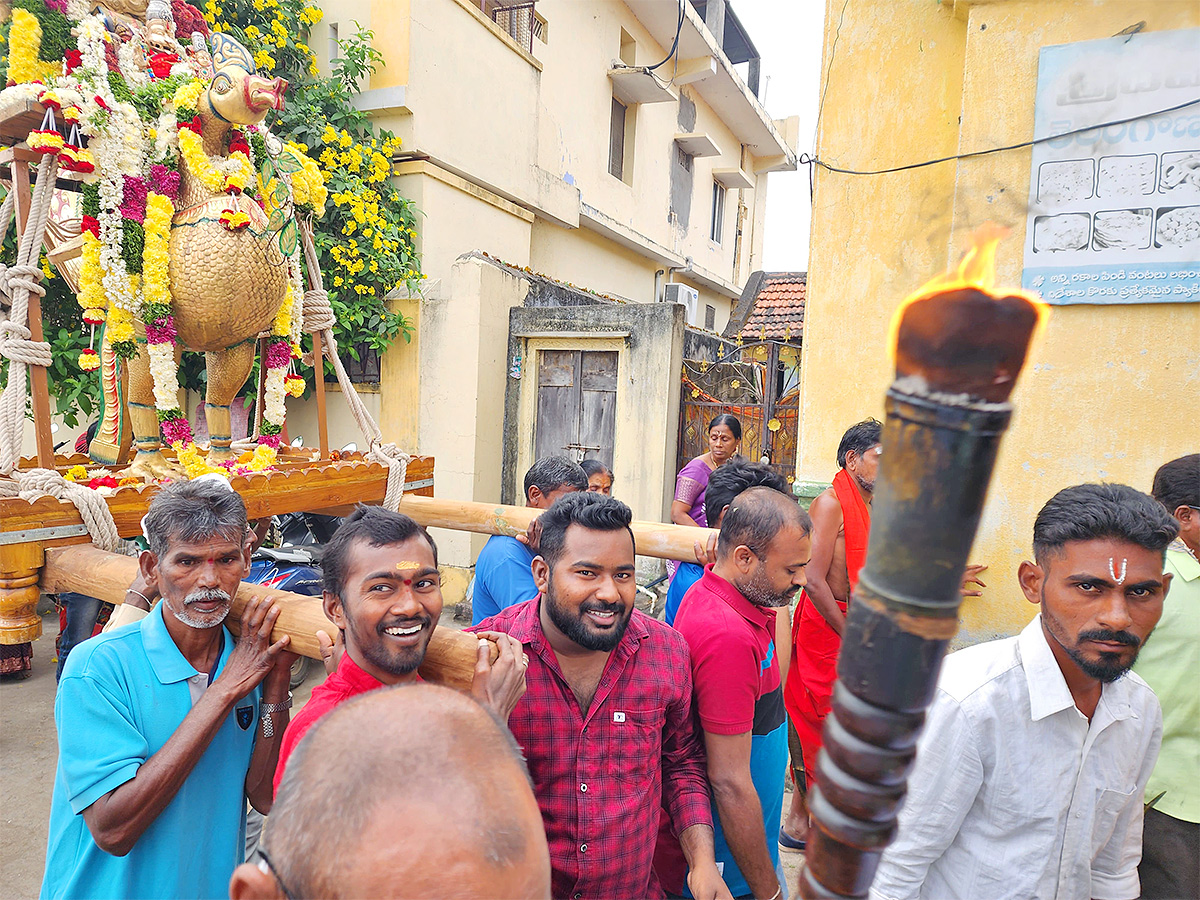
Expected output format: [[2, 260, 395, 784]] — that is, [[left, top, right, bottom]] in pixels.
[[0, 543, 45, 646]]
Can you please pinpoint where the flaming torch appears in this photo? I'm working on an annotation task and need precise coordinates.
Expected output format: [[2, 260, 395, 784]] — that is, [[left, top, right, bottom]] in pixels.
[[800, 225, 1047, 899]]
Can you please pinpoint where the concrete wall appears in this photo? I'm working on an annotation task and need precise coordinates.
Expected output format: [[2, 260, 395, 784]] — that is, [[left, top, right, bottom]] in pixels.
[[504, 299, 686, 527], [418, 255, 531, 564], [800, 0, 1200, 644]]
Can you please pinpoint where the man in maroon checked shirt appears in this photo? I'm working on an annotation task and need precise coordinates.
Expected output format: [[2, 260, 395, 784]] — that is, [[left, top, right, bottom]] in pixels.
[[472, 492, 730, 900]]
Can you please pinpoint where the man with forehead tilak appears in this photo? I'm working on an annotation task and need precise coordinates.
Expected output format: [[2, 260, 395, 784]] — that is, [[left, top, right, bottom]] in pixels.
[[871, 483, 1175, 900], [472, 493, 730, 900], [273, 506, 527, 792]]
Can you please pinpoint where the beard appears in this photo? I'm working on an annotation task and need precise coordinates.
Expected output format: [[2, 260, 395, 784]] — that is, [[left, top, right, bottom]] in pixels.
[[736, 562, 797, 609], [350, 614, 433, 677], [170, 588, 232, 628], [1041, 597, 1140, 684], [853, 470, 875, 495], [543, 580, 631, 652]]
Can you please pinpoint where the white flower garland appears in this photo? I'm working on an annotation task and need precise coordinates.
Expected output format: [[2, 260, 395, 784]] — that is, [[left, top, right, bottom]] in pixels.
[[263, 366, 287, 426], [96, 171, 141, 314], [154, 110, 178, 161], [117, 39, 150, 89], [77, 16, 107, 76], [147, 342, 181, 409], [287, 252, 304, 345]]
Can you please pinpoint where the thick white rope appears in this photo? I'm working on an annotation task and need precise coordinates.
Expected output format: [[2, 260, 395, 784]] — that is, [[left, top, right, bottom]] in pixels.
[[0, 468, 122, 551], [1, 155, 58, 474], [0, 156, 122, 550], [297, 219, 410, 510]]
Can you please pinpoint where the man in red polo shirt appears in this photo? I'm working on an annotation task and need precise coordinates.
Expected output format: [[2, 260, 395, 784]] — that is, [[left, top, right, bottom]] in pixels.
[[674, 487, 811, 900], [472, 493, 730, 900], [273, 507, 527, 792]]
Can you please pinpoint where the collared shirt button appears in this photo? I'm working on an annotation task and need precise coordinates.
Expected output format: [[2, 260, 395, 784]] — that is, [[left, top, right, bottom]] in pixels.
[[580, 783, 587, 792], [580, 843, 587, 853]]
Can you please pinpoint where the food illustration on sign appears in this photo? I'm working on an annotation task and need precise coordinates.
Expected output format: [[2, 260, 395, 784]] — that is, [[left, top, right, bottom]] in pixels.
[[1033, 213, 1091, 252], [1037, 159, 1094, 203], [1155, 206, 1200, 247], [1097, 155, 1155, 197], [1092, 209, 1152, 250], [1160, 151, 1200, 193]]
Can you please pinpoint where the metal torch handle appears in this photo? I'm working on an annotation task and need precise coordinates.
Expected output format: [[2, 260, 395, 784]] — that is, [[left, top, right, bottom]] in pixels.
[[800, 387, 1013, 899]]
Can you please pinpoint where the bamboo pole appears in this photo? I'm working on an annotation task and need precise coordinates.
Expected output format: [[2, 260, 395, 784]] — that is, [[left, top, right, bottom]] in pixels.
[[381, 495, 717, 563], [41, 544, 489, 692]]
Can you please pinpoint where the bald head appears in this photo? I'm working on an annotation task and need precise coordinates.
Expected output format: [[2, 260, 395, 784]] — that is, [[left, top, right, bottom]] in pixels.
[[230, 685, 550, 900], [717, 486, 811, 560]]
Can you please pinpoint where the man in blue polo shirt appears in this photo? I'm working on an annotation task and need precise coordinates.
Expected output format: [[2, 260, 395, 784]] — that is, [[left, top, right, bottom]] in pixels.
[[42, 479, 297, 900], [470, 456, 587, 625], [674, 487, 812, 899]]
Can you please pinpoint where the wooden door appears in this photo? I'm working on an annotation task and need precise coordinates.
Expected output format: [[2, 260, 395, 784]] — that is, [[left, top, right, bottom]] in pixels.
[[535, 349, 617, 466]]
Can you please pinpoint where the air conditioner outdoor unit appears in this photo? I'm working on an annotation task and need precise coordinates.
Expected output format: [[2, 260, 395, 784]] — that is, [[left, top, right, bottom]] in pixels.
[[664, 283, 700, 326]]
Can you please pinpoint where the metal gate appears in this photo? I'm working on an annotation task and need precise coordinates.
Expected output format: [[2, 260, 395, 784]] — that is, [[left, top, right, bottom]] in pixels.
[[677, 343, 799, 484]]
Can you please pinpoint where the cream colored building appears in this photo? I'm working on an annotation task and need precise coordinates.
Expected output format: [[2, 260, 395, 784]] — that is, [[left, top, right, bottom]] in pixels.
[[20, 0, 799, 572], [798, 0, 1200, 642], [301, 0, 799, 564]]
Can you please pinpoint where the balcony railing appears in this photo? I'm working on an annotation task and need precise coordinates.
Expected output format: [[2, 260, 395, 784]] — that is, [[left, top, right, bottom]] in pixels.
[[477, 0, 539, 54]]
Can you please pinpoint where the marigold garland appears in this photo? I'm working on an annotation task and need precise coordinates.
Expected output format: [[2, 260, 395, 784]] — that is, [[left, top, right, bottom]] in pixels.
[[178, 125, 252, 194], [6, 9, 62, 85]]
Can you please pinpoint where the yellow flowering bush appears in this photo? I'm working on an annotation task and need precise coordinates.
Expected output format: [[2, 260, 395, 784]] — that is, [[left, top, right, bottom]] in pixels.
[[205, 2, 421, 373]]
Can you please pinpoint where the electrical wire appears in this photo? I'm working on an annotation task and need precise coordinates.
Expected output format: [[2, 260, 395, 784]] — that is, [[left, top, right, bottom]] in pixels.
[[645, 0, 686, 73], [803, 95, 1200, 177]]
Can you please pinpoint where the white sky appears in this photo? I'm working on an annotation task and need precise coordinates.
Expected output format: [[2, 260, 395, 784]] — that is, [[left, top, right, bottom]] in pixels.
[[733, 0, 828, 271]]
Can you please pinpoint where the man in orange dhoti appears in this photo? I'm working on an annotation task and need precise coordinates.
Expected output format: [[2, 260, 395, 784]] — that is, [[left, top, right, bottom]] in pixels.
[[780, 419, 881, 849], [780, 420, 986, 851]]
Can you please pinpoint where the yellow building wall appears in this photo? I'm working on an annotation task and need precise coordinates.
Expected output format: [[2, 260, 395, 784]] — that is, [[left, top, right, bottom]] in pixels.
[[800, 0, 1200, 644]]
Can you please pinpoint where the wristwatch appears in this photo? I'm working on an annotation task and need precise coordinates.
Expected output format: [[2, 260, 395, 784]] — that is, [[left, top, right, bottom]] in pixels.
[[259, 691, 293, 738]]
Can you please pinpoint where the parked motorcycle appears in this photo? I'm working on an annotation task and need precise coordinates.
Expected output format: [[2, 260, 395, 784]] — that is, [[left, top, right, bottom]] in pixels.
[[245, 512, 342, 687]]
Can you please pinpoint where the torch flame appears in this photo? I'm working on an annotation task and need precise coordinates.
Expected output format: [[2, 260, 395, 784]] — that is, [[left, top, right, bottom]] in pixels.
[[888, 224, 1049, 365]]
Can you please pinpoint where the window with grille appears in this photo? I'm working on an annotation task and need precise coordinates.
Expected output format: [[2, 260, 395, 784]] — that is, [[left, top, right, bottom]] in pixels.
[[710, 180, 726, 243], [609, 97, 626, 180], [705, 304, 716, 330]]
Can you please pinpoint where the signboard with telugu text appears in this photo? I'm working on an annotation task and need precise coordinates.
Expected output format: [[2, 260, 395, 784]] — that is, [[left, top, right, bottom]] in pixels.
[[1022, 29, 1200, 305]]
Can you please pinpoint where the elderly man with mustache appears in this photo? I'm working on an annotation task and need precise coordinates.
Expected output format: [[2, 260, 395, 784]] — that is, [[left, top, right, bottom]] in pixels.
[[42, 479, 296, 900]]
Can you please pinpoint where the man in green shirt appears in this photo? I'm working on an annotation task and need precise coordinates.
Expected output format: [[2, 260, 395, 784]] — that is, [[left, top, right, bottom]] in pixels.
[[1134, 453, 1200, 900]]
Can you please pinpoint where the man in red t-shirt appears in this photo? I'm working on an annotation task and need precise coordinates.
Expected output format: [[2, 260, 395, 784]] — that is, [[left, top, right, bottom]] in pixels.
[[272, 506, 527, 793], [674, 487, 812, 900]]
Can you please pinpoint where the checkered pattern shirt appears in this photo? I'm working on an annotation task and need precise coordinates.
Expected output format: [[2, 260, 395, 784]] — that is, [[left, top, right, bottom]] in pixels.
[[471, 598, 711, 900]]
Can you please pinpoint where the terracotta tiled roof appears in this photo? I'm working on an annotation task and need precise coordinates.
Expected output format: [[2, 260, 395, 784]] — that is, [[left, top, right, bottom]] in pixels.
[[737, 272, 805, 342]]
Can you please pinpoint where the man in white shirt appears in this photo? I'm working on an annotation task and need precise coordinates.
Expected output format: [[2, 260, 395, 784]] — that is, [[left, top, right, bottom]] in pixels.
[[870, 483, 1177, 900]]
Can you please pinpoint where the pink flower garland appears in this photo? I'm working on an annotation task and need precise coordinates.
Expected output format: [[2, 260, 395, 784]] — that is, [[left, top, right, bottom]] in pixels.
[[149, 164, 181, 203], [120, 176, 147, 221], [265, 339, 292, 368], [160, 417, 193, 446], [144, 315, 177, 344]]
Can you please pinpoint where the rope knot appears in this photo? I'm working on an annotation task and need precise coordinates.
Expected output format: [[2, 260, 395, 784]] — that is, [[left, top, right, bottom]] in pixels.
[[0, 319, 53, 367], [0, 262, 46, 303]]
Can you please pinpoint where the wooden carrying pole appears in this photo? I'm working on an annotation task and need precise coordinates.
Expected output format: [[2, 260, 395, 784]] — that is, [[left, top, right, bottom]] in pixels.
[[40, 544, 488, 691], [372, 495, 716, 563]]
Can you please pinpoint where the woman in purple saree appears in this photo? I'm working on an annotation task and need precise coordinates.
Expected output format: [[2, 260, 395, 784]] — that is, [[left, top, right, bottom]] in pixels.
[[668, 414, 741, 576]]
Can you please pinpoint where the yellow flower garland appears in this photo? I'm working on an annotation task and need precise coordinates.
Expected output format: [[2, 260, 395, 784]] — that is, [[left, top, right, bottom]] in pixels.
[[172, 80, 205, 112], [273, 290, 292, 336], [6, 10, 61, 85], [142, 193, 174, 308], [78, 232, 107, 312], [106, 306, 135, 345], [178, 127, 252, 194]]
